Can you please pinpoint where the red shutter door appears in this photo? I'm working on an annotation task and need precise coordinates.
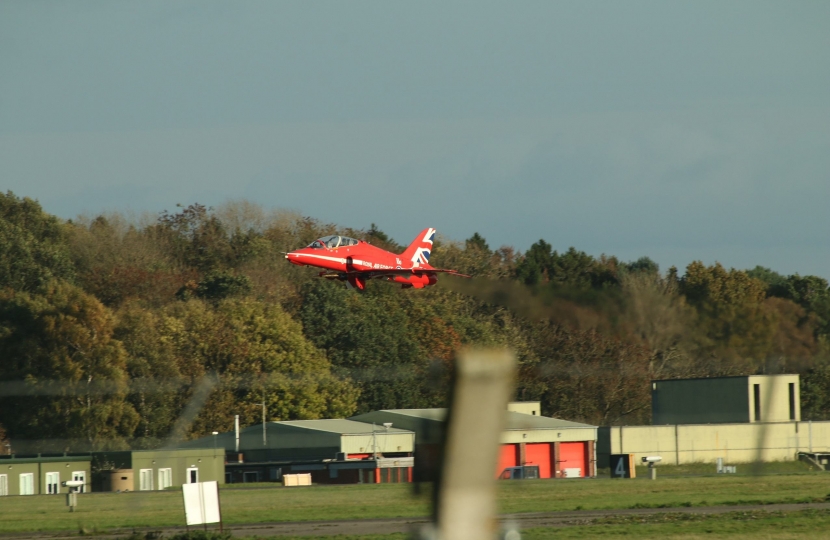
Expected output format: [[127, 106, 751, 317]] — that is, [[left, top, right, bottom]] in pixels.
[[524, 443, 552, 478], [496, 444, 519, 478], [559, 442, 587, 477]]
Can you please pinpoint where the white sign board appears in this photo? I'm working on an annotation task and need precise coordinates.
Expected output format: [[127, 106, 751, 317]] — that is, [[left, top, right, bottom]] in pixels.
[[282, 473, 312, 486], [182, 481, 221, 526]]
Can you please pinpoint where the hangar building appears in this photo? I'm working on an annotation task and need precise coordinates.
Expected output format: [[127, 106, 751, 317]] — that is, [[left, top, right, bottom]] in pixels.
[[184, 419, 415, 484], [351, 404, 598, 479]]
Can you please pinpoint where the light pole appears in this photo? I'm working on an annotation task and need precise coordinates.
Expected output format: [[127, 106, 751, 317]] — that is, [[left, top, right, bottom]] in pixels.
[[212, 431, 219, 450], [372, 423, 377, 459], [262, 400, 267, 447], [372, 423, 393, 460]]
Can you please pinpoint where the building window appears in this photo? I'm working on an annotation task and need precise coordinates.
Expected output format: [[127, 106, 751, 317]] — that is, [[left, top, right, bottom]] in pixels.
[[0, 474, 7, 496], [45, 472, 59, 494], [139, 469, 154, 491], [19, 473, 34, 495], [789, 383, 796, 420], [754, 384, 761, 422], [71, 471, 86, 494], [158, 468, 172, 490], [243, 471, 259, 483], [187, 467, 199, 484]]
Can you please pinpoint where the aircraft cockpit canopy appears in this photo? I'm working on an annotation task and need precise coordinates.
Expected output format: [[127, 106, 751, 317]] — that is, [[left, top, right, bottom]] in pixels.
[[308, 235, 360, 249]]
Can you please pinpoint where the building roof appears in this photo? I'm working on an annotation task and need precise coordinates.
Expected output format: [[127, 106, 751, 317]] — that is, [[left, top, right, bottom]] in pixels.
[[653, 374, 799, 383], [276, 419, 412, 435], [0, 455, 91, 464], [372, 408, 595, 429]]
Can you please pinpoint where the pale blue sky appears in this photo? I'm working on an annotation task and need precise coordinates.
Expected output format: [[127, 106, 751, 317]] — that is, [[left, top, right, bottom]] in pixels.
[[1, 1, 828, 277]]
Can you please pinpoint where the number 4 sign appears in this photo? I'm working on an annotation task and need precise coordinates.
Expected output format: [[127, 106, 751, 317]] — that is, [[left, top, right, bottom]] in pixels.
[[610, 454, 636, 478]]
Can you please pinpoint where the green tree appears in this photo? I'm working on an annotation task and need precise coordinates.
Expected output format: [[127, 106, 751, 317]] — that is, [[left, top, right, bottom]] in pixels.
[[156, 203, 264, 273], [801, 357, 830, 421], [300, 281, 428, 412], [298, 280, 486, 412], [68, 214, 193, 308], [114, 304, 187, 446], [620, 257, 660, 276], [0, 191, 75, 291], [618, 270, 698, 379], [366, 223, 401, 252], [430, 233, 501, 278], [522, 322, 652, 425], [148, 297, 357, 437], [465, 232, 490, 253], [777, 275, 830, 337], [0, 281, 139, 450], [679, 262, 775, 370], [746, 266, 787, 294], [515, 242, 617, 290], [515, 240, 553, 286], [176, 270, 253, 302]]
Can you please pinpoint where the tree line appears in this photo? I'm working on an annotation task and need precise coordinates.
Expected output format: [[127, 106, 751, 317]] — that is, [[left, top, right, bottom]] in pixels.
[[1, 191, 829, 452]]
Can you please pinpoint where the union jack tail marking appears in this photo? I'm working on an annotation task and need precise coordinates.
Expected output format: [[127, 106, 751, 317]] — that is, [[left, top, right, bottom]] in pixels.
[[400, 228, 436, 268]]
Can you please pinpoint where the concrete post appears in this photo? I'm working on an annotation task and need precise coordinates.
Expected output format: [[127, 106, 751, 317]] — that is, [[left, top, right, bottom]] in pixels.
[[234, 415, 240, 453], [553, 442, 561, 478], [432, 349, 516, 540]]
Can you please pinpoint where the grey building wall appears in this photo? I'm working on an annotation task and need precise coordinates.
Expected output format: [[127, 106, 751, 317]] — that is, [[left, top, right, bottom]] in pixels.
[[652, 377, 750, 425], [598, 421, 830, 466]]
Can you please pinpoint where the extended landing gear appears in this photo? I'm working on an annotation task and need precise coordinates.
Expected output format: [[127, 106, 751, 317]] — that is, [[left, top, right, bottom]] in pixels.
[[345, 275, 367, 290]]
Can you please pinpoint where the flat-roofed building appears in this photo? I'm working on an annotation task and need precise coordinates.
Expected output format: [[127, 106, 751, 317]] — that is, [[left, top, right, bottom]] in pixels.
[[0, 455, 91, 496], [508, 401, 541, 416], [652, 374, 800, 425], [351, 407, 598, 479], [91, 448, 225, 492]]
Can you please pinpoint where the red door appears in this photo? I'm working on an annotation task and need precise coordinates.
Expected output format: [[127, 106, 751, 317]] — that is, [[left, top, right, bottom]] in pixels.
[[497, 444, 519, 478], [524, 443, 552, 478], [559, 442, 587, 477]]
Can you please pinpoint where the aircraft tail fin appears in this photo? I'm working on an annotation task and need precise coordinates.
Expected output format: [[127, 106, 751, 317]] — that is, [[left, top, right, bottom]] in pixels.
[[400, 228, 436, 268]]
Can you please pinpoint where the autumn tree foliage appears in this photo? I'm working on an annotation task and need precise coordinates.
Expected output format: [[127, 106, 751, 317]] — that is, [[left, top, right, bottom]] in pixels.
[[2, 191, 830, 451]]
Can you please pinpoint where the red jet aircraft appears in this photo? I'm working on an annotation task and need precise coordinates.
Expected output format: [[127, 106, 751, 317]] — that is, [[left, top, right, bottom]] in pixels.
[[285, 228, 470, 290]]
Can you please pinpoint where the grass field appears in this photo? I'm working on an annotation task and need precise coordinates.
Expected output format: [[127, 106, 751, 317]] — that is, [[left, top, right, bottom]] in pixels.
[[1, 467, 829, 535], [246, 510, 830, 540]]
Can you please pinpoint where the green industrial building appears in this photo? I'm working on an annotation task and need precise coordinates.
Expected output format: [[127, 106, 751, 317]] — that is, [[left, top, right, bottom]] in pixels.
[[184, 418, 415, 461], [92, 448, 225, 491], [0, 455, 91, 496], [183, 419, 415, 484], [652, 374, 800, 425]]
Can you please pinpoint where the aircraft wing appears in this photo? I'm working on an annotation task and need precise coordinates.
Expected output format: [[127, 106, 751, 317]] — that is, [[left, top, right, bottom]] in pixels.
[[362, 268, 472, 278], [413, 268, 472, 278], [321, 268, 472, 278]]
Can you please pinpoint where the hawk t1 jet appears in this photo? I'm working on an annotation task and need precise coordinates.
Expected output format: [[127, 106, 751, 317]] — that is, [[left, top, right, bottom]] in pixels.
[[285, 228, 470, 290]]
